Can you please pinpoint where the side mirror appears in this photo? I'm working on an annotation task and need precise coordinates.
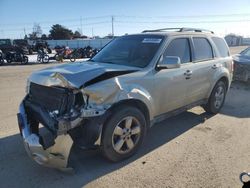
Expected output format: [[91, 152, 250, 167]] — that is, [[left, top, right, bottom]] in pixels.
[[157, 56, 181, 70]]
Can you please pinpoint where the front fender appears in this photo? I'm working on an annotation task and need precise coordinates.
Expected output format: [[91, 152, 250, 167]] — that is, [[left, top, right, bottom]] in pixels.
[[116, 84, 155, 121], [83, 78, 155, 121]]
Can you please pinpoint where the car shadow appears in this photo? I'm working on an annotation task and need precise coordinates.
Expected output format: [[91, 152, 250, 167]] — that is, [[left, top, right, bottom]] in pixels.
[[0, 110, 213, 188]]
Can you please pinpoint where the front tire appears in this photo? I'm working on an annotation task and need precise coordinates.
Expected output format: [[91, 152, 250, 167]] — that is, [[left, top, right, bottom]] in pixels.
[[203, 81, 226, 114], [21, 56, 28, 64], [42, 55, 49, 63], [101, 106, 147, 162]]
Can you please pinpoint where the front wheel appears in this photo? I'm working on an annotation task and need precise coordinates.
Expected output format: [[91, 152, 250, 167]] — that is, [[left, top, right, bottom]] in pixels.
[[69, 55, 76, 62], [0, 58, 4, 65], [101, 106, 147, 162], [203, 81, 227, 114], [42, 55, 49, 63], [21, 56, 28, 64]]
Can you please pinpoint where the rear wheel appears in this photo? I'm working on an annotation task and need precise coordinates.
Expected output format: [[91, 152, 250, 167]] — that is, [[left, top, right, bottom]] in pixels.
[[54, 54, 60, 61], [101, 106, 147, 162], [37, 55, 41, 62], [203, 81, 226, 114]]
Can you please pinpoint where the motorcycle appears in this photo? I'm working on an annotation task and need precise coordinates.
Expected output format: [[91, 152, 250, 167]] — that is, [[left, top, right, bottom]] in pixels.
[[5, 51, 28, 64], [0, 50, 4, 65], [54, 46, 76, 62]]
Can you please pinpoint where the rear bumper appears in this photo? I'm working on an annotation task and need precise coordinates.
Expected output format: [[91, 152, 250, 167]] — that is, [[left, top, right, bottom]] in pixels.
[[17, 101, 73, 170]]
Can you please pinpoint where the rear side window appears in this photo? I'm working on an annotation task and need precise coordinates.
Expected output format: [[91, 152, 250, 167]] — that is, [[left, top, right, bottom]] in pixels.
[[164, 38, 191, 63], [193, 38, 213, 61], [212, 37, 229, 57]]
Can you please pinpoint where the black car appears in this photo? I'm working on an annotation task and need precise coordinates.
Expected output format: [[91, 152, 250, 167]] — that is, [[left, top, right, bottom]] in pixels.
[[233, 47, 250, 82], [0, 39, 29, 55], [13, 39, 32, 54]]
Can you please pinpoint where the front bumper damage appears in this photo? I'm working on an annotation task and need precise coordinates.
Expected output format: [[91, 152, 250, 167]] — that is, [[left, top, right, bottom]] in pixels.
[[17, 101, 73, 170]]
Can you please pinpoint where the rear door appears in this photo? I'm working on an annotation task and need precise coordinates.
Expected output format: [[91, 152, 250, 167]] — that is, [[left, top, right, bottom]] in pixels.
[[184, 37, 217, 104]]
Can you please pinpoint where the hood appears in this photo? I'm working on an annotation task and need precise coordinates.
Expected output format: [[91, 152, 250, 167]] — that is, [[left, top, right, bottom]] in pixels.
[[29, 61, 138, 89], [233, 54, 250, 64]]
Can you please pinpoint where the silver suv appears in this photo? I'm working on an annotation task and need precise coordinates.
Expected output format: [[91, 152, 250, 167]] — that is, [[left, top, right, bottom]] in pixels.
[[17, 28, 233, 170]]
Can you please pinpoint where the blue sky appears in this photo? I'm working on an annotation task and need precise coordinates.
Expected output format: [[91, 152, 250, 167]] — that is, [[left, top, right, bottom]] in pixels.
[[1, 0, 250, 38]]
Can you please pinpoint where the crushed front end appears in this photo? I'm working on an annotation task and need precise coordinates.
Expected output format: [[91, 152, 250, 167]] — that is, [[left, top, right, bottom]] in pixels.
[[17, 82, 107, 170]]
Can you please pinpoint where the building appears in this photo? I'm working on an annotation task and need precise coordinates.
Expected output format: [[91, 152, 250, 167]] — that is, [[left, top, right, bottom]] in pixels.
[[224, 34, 243, 46]]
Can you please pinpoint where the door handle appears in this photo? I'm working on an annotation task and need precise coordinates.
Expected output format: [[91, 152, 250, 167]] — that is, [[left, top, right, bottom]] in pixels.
[[212, 64, 221, 69], [184, 70, 192, 76]]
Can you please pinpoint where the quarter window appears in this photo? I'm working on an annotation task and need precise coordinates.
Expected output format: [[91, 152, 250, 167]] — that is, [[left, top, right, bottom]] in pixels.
[[193, 38, 213, 61], [164, 38, 191, 63], [212, 37, 230, 57]]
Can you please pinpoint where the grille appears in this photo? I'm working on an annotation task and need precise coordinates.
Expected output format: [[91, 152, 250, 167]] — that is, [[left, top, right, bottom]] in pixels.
[[28, 82, 74, 115]]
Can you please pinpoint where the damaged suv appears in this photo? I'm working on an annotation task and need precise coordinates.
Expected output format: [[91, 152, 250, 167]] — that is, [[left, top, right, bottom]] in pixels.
[[18, 28, 233, 170]]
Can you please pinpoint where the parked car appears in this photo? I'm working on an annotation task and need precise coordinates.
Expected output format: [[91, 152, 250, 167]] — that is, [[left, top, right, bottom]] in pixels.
[[233, 47, 250, 82], [0, 39, 28, 55], [13, 39, 33, 54], [17, 28, 233, 170]]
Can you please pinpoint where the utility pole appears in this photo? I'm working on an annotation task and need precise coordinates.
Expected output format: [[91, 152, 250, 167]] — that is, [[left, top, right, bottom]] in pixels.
[[24, 28, 26, 38], [111, 15, 114, 37], [80, 16, 83, 35]]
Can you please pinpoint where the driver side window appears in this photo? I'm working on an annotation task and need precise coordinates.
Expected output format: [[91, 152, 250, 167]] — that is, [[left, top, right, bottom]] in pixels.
[[164, 38, 191, 64]]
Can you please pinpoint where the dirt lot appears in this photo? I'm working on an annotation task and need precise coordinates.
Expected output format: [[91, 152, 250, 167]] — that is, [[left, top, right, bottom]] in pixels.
[[0, 47, 250, 188]]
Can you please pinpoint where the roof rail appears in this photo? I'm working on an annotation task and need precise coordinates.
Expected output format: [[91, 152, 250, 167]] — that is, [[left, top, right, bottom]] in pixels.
[[142, 27, 214, 34]]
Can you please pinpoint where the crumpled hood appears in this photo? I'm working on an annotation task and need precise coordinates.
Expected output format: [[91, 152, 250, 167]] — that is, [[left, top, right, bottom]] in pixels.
[[29, 61, 138, 88]]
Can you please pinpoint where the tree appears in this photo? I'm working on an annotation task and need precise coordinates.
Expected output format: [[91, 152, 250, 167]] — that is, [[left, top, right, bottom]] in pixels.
[[49, 24, 73, 40], [73, 31, 81, 38], [29, 23, 42, 40], [41, 34, 47, 40]]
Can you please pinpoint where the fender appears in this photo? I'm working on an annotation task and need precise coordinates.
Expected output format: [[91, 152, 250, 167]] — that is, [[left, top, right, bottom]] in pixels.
[[83, 77, 155, 121], [206, 66, 231, 99]]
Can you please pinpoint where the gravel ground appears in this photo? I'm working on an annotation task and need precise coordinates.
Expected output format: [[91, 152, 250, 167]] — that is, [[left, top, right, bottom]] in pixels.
[[0, 47, 250, 188]]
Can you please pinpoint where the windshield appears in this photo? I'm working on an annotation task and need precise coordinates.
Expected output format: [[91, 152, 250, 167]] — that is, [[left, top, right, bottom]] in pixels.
[[92, 35, 164, 68], [240, 47, 250, 56], [0, 39, 11, 45], [14, 40, 28, 45]]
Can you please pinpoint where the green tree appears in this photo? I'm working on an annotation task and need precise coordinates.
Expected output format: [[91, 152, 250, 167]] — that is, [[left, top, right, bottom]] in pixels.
[[73, 31, 81, 38], [49, 24, 73, 40]]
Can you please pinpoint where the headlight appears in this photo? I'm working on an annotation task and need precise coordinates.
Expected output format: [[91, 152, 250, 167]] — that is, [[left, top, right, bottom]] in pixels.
[[26, 79, 30, 94]]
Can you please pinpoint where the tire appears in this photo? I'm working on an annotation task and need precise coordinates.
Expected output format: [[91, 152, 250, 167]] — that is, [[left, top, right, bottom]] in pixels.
[[101, 106, 147, 162], [7, 58, 12, 63], [54, 54, 60, 61], [70, 55, 76, 62], [42, 55, 49, 63], [203, 81, 227, 114], [21, 56, 28, 64], [0, 59, 4, 65], [37, 55, 41, 62]]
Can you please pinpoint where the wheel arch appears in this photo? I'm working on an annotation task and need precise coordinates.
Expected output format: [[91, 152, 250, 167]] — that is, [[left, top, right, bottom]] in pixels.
[[207, 75, 230, 99], [107, 99, 151, 129]]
